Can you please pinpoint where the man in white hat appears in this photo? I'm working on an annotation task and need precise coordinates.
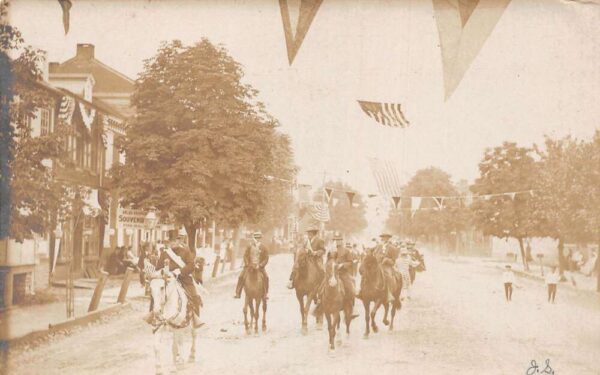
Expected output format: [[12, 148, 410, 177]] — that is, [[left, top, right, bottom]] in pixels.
[[234, 231, 269, 299]]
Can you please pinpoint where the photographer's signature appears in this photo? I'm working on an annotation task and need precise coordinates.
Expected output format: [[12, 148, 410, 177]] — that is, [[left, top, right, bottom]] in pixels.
[[526, 359, 554, 375]]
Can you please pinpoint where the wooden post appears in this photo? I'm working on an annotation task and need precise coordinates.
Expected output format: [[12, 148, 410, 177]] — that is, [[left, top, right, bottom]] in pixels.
[[88, 270, 109, 312], [117, 267, 134, 303], [211, 255, 221, 278]]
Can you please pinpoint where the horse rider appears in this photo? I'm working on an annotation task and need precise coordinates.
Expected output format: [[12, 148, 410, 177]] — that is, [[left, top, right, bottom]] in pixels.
[[287, 226, 326, 289], [372, 233, 400, 302], [334, 234, 359, 317], [153, 240, 204, 329], [234, 231, 269, 299]]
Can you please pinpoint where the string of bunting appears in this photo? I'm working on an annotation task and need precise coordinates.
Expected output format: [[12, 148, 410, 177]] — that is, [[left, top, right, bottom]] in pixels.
[[264, 174, 536, 211]]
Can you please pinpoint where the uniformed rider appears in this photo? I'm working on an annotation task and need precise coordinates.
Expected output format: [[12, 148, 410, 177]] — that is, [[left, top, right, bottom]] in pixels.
[[373, 233, 400, 302], [155, 240, 204, 329], [234, 231, 269, 299], [287, 227, 325, 289]]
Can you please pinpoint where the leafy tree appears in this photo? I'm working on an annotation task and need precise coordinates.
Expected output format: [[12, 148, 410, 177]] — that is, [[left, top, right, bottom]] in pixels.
[[312, 181, 367, 236], [471, 142, 538, 270], [531, 136, 590, 275], [248, 133, 296, 233], [114, 39, 292, 250], [0, 2, 74, 242], [386, 167, 468, 242]]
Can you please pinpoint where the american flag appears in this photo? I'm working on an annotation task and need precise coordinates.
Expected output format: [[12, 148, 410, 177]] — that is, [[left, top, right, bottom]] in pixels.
[[368, 158, 404, 198], [358, 101, 410, 128]]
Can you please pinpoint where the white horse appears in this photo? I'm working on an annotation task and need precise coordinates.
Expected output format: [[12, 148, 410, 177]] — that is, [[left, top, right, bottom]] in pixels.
[[147, 270, 206, 375]]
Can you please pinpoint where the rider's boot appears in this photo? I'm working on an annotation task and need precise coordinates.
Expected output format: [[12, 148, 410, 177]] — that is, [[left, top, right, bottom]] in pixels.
[[233, 272, 244, 298]]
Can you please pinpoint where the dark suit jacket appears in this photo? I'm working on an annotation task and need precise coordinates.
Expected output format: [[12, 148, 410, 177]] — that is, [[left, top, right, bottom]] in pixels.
[[375, 243, 399, 267], [243, 242, 269, 268], [336, 246, 354, 275], [309, 237, 325, 257]]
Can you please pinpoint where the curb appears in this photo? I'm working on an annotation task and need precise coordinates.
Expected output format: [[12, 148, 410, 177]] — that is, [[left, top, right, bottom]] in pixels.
[[3, 302, 131, 347]]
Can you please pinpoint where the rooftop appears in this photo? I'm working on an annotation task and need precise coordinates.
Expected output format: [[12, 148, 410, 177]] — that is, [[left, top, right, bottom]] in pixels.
[[49, 44, 135, 94]]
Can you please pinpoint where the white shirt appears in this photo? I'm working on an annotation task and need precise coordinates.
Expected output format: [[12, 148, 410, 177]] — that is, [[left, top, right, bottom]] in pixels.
[[502, 270, 515, 284], [545, 272, 559, 284]]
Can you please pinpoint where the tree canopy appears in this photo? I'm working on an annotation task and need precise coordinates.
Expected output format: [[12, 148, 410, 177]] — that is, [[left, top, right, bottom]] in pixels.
[[471, 142, 538, 269], [113, 39, 295, 249]]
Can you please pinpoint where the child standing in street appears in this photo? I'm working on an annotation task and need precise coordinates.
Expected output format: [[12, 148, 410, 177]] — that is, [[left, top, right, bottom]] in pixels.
[[545, 266, 559, 303], [502, 265, 515, 302]]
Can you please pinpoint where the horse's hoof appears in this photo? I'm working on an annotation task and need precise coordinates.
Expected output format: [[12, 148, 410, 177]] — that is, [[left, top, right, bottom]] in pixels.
[[363, 333, 369, 339], [188, 356, 195, 364], [383, 319, 389, 326], [373, 326, 379, 333], [262, 325, 267, 332]]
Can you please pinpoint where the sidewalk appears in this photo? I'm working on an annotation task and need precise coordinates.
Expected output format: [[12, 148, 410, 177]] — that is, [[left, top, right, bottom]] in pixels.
[[0, 261, 240, 343]]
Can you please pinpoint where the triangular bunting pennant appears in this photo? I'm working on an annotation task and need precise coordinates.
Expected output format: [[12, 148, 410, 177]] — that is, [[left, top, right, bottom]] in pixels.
[[58, 0, 72, 35], [324, 187, 333, 202], [433, 197, 444, 209], [432, 0, 512, 100], [483, 194, 492, 201], [346, 191, 355, 206], [279, 0, 323, 65], [392, 196, 401, 210], [529, 190, 535, 197], [508, 192, 516, 200]]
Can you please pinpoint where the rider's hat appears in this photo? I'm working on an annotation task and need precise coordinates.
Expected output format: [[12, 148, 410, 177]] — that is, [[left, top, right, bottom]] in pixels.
[[333, 231, 343, 240], [379, 233, 392, 238], [305, 225, 319, 233], [252, 231, 263, 238]]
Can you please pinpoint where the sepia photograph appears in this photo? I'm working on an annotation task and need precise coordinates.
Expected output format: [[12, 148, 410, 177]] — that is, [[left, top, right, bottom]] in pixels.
[[0, 0, 599, 374]]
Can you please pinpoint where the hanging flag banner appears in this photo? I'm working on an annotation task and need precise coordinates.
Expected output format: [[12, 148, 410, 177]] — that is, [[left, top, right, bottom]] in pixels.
[[368, 158, 403, 198], [79, 102, 96, 131], [432, 0, 512, 100], [392, 196, 401, 210], [59, 95, 75, 124], [279, 0, 323, 65], [324, 187, 334, 202], [308, 201, 330, 222], [58, 0, 72, 35], [346, 191, 355, 206], [358, 101, 410, 128]]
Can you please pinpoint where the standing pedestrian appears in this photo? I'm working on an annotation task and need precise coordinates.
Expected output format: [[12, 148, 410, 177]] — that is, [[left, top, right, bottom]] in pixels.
[[502, 265, 515, 302], [545, 266, 559, 303]]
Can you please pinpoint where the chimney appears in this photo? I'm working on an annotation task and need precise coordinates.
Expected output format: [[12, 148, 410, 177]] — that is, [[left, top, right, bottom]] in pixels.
[[76, 44, 95, 60]]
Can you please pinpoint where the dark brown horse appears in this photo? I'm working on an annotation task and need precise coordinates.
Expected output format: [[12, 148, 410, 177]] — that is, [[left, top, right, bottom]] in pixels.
[[321, 256, 355, 350], [242, 266, 267, 335], [359, 250, 402, 337], [293, 249, 324, 333], [381, 264, 402, 331]]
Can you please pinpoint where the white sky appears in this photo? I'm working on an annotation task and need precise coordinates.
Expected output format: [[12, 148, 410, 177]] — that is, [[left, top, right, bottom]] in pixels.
[[8, 0, 600, 196]]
